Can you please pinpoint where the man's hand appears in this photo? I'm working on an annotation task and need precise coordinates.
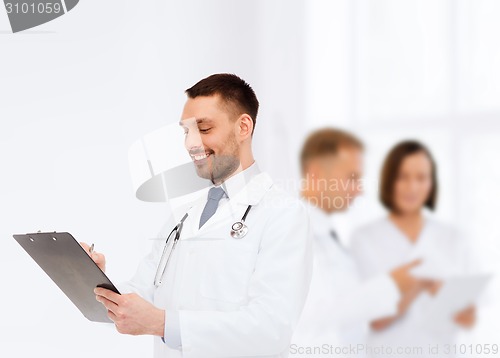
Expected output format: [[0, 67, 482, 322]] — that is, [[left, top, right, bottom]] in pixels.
[[95, 288, 165, 337], [454, 305, 476, 329], [80, 242, 106, 272]]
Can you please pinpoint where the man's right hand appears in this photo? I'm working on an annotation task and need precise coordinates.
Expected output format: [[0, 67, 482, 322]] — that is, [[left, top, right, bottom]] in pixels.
[[80, 242, 106, 272]]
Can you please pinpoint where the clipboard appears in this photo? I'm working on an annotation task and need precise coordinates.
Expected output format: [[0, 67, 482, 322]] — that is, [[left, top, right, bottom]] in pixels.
[[422, 274, 492, 331], [13, 231, 120, 323]]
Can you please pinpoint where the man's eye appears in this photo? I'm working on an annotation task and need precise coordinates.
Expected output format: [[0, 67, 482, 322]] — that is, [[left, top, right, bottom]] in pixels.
[[199, 128, 212, 133]]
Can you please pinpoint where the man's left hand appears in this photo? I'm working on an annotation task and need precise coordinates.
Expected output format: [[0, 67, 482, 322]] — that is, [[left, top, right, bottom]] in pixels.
[[95, 288, 165, 336]]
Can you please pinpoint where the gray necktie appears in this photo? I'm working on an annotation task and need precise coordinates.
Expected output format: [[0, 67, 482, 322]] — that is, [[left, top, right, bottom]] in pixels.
[[329, 229, 339, 242], [199, 186, 226, 228]]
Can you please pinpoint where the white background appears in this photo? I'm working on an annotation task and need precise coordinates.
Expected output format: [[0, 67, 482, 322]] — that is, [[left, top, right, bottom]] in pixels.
[[1, 1, 499, 357]]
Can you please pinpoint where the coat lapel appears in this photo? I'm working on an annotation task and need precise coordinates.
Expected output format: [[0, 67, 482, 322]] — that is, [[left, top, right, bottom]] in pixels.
[[191, 172, 274, 238]]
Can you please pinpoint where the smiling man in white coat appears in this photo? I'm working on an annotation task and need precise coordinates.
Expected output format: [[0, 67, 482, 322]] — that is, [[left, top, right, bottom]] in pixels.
[[83, 73, 313, 358]]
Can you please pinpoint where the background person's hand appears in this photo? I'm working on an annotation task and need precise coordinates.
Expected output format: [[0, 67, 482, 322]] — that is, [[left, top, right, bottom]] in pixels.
[[372, 259, 428, 331], [80, 242, 106, 272], [94, 288, 165, 336], [454, 305, 476, 329], [421, 279, 443, 296], [390, 259, 422, 296]]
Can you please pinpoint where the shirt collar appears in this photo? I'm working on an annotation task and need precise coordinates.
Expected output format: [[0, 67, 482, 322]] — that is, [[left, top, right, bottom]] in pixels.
[[214, 161, 261, 200], [304, 199, 331, 235], [301, 197, 342, 241]]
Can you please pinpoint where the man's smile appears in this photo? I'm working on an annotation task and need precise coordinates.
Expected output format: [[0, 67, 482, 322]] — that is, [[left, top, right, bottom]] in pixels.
[[190, 151, 213, 164]]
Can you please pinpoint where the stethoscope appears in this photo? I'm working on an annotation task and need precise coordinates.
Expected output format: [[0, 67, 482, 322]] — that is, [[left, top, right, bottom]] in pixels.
[[154, 204, 253, 286], [230, 205, 252, 239], [168, 203, 253, 243]]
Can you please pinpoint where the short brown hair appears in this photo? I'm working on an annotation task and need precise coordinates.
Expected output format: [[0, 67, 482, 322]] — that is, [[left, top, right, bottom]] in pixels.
[[300, 128, 364, 174], [380, 140, 438, 212], [185, 73, 259, 135]]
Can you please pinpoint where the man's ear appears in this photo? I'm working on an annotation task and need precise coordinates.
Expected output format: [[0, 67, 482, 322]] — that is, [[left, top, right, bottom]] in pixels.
[[237, 114, 254, 139]]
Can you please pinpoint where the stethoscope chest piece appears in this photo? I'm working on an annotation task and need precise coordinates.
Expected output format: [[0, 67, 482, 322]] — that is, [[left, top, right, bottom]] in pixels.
[[230, 221, 248, 239], [229, 204, 252, 239]]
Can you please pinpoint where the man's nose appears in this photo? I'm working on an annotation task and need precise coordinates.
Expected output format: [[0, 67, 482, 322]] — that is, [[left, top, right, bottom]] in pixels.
[[184, 130, 203, 152]]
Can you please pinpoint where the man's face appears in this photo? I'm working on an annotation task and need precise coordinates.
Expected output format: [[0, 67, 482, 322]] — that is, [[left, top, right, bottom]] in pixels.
[[180, 95, 241, 184], [309, 147, 364, 212]]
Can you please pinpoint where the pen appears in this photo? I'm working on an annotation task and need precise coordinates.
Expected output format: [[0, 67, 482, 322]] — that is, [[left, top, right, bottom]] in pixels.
[[89, 243, 94, 255]]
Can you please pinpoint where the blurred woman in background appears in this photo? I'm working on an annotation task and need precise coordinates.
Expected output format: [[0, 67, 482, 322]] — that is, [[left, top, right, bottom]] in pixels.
[[350, 140, 479, 357]]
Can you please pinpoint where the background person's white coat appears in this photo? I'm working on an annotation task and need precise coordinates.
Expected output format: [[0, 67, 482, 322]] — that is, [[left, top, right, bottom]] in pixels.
[[350, 216, 485, 357], [291, 202, 400, 356]]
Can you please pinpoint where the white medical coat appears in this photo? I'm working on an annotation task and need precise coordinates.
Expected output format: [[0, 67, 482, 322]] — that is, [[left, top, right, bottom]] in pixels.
[[119, 170, 313, 358], [350, 216, 480, 357]]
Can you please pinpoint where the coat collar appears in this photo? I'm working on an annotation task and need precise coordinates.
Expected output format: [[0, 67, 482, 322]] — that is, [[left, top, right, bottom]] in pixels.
[[184, 167, 274, 237], [218, 162, 261, 201], [229, 170, 274, 205]]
